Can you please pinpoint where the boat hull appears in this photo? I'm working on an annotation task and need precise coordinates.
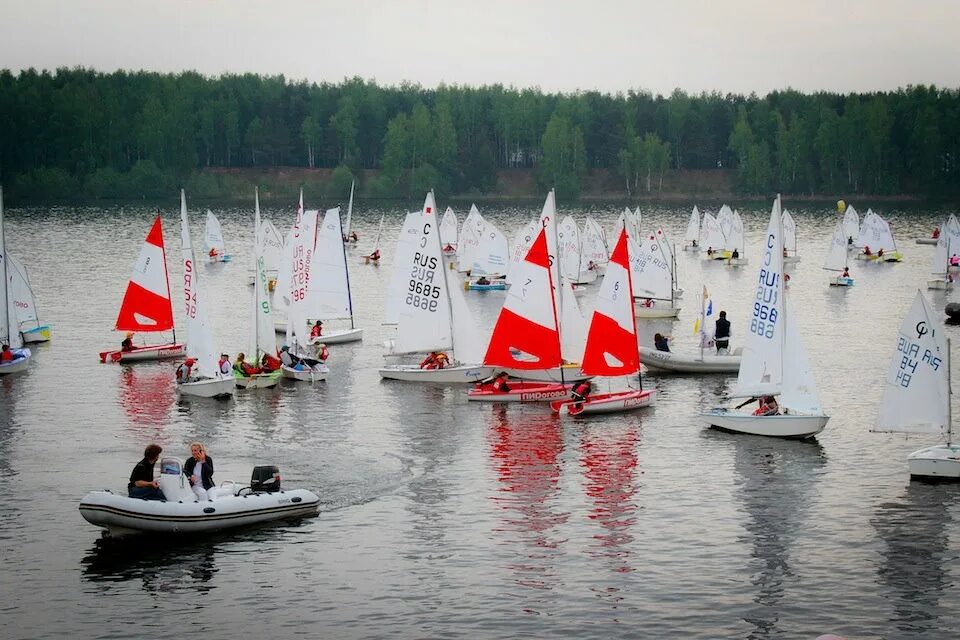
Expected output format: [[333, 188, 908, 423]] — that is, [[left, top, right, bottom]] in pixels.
[[829, 277, 855, 287], [310, 328, 363, 344], [465, 282, 507, 291], [551, 389, 657, 415], [916, 238, 939, 245], [907, 444, 960, 480], [702, 409, 828, 439], [0, 348, 31, 375], [639, 347, 741, 373], [927, 279, 953, 290], [99, 343, 186, 363], [234, 370, 281, 389], [783, 255, 801, 265], [21, 325, 51, 343], [176, 376, 235, 399], [379, 364, 494, 383], [499, 364, 591, 383], [79, 489, 320, 537], [467, 381, 574, 402], [634, 304, 681, 319], [281, 364, 329, 382]]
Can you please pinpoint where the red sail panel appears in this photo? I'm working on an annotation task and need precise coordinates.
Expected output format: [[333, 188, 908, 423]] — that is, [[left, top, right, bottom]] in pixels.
[[580, 229, 639, 376], [483, 229, 562, 369], [115, 215, 175, 332]]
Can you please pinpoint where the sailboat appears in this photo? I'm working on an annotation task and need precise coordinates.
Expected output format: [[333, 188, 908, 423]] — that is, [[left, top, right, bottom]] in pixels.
[[550, 227, 657, 415], [456, 204, 484, 272], [782, 209, 800, 264], [557, 216, 598, 285], [842, 203, 860, 250], [582, 216, 609, 273], [632, 233, 680, 319], [465, 218, 509, 288], [203, 210, 230, 262], [856, 209, 903, 262], [700, 210, 726, 260], [684, 206, 701, 251], [873, 290, 959, 479], [440, 206, 458, 255], [235, 188, 281, 389], [342, 180, 356, 243], [384, 210, 423, 326], [99, 213, 185, 363], [378, 191, 493, 383], [306, 206, 363, 344], [0, 187, 32, 374], [927, 214, 960, 290], [468, 223, 575, 402], [362, 213, 385, 265], [247, 217, 283, 285], [640, 286, 742, 373], [177, 190, 235, 398], [702, 195, 829, 438], [823, 222, 854, 287], [7, 253, 51, 343], [723, 209, 748, 267]]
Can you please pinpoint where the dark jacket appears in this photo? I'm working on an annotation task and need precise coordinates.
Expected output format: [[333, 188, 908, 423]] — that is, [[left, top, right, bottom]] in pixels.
[[184, 456, 215, 490], [128, 457, 156, 491], [715, 318, 731, 340]]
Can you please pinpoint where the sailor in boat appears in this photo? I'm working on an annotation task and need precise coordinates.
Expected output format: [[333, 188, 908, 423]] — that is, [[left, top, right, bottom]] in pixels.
[[714, 310, 731, 354], [641, 298, 655, 308], [732, 248, 740, 259], [877, 248, 884, 259], [280, 344, 322, 371], [476, 276, 491, 286], [121, 332, 135, 352], [842, 267, 850, 278], [260, 351, 281, 372], [950, 254, 960, 268], [234, 353, 261, 377], [933, 227, 941, 239], [314, 342, 329, 363], [0, 344, 26, 363], [367, 248, 381, 262], [654, 333, 671, 352], [847, 236, 854, 246], [707, 246, 715, 257], [587, 260, 597, 271], [310, 320, 323, 339], [443, 243, 455, 253], [692, 239, 698, 248], [185, 442, 216, 501], [752, 396, 780, 416], [863, 245, 873, 256], [128, 443, 164, 500], [419, 351, 449, 370], [491, 372, 511, 392], [176, 358, 197, 383], [570, 380, 592, 406], [218, 353, 232, 375], [350, 231, 358, 242], [208, 247, 221, 262]]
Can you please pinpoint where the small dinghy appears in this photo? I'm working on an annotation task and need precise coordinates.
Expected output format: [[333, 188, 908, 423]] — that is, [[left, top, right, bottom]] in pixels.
[[1, 189, 33, 375], [465, 278, 507, 291], [467, 378, 573, 402], [281, 361, 329, 382], [917, 238, 938, 245], [79, 459, 320, 537], [639, 346, 741, 373]]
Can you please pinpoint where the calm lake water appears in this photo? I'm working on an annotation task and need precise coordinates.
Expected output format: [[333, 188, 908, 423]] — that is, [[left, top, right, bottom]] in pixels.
[[1, 200, 958, 639]]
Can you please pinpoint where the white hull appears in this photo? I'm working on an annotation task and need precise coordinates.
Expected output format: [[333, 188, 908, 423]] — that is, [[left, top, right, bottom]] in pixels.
[[927, 279, 954, 291], [378, 364, 494, 383], [0, 349, 31, 375], [20, 325, 51, 343], [100, 343, 186, 363], [829, 276, 855, 287], [907, 444, 960, 480], [176, 376, 235, 398], [234, 371, 281, 389], [783, 255, 801, 265], [634, 304, 681, 319], [79, 488, 320, 536], [725, 257, 749, 267], [500, 364, 591, 383], [570, 269, 598, 285], [555, 389, 657, 415], [310, 328, 363, 344], [639, 347, 740, 373], [281, 364, 329, 382], [916, 238, 939, 245], [702, 409, 828, 439]]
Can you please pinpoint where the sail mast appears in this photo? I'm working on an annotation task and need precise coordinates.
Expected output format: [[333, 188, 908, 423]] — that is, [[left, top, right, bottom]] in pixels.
[[341, 208, 356, 330], [1, 186, 10, 347], [948, 338, 954, 447], [158, 208, 176, 346], [432, 192, 458, 356]]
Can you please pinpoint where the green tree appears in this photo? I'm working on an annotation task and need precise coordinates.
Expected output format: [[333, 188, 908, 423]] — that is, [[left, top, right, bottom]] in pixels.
[[301, 116, 322, 168], [540, 114, 586, 200]]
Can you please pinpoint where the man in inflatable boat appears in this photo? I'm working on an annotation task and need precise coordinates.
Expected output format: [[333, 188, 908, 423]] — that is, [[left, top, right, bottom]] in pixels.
[[128, 443, 164, 500]]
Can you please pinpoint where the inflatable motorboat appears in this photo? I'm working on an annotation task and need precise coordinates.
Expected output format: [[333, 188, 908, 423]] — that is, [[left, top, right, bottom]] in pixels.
[[639, 346, 741, 374], [79, 458, 320, 537]]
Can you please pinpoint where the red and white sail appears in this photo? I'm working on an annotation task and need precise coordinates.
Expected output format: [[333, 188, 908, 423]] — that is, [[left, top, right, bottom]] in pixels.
[[483, 226, 562, 370], [115, 214, 175, 332], [580, 228, 639, 377]]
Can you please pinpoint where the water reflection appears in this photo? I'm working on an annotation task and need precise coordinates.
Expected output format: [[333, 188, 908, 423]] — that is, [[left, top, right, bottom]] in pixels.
[[871, 482, 959, 639], [724, 434, 826, 639], [118, 365, 175, 429], [578, 422, 641, 574], [81, 538, 219, 595], [487, 406, 568, 600], [0, 377, 23, 545]]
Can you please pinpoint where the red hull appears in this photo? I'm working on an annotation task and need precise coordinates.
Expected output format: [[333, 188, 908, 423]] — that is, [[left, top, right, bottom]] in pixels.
[[99, 343, 186, 363]]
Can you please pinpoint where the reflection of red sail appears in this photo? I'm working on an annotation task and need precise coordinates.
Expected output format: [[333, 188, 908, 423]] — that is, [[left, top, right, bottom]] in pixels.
[[580, 426, 640, 571], [119, 367, 175, 426], [484, 229, 562, 369], [581, 228, 638, 376], [115, 215, 175, 332]]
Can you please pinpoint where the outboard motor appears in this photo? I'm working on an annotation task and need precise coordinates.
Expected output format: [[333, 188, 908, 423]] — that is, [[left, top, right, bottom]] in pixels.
[[251, 465, 281, 492]]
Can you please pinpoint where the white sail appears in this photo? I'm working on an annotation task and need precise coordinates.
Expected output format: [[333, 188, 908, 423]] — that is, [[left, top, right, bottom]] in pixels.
[[395, 192, 452, 355], [729, 210, 746, 256], [932, 214, 960, 275], [685, 206, 701, 243], [0, 188, 21, 349], [782, 209, 797, 254], [857, 209, 896, 251], [180, 191, 220, 377], [700, 212, 725, 252], [273, 225, 295, 314], [633, 207, 643, 236], [258, 220, 283, 274], [842, 205, 860, 243], [506, 220, 538, 285], [779, 297, 822, 413], [203, 210, 225, 257], [284, 208, 320, 350], [371, 214, 386, 253], [717, 205, 734, 250], [6, 254, 39, 334], [449, 266, 486, 363], [822, 223, 849, 273], [582, 216, 609, 269], [310, 207, 354, 321], [457, 204, 483, 271], [539, 192, 561, 290], [731, 196, 786, 399], [557, 216, 584, 282], [876, 291, 948, 435], [440, 206, 458, 247], [559, 278, 588, 364], [251, 188, 275, 357], [385, 211, 423, 324], [343, 180, 354, 239], [631, 235, 673, 300], [471, 220, 509, 276]]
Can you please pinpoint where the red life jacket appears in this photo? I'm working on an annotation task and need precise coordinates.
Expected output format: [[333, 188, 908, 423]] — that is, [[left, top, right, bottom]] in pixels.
[[0, 350, 13, 362]]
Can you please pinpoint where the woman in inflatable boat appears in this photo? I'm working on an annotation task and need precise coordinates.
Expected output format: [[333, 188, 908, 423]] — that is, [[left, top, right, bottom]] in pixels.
[[184, 442, 216, 501]]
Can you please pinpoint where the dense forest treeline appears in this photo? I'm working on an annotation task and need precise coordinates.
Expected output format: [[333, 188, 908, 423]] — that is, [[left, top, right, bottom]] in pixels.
[[1, 68, 958, 202]]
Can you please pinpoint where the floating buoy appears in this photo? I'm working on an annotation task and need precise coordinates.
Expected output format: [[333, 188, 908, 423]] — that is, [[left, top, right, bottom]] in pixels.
[[837, 200, 846, 213]]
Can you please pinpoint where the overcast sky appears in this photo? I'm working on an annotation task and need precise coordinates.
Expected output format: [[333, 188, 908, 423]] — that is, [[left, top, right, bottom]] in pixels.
[[2, 0, 958, 95]]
